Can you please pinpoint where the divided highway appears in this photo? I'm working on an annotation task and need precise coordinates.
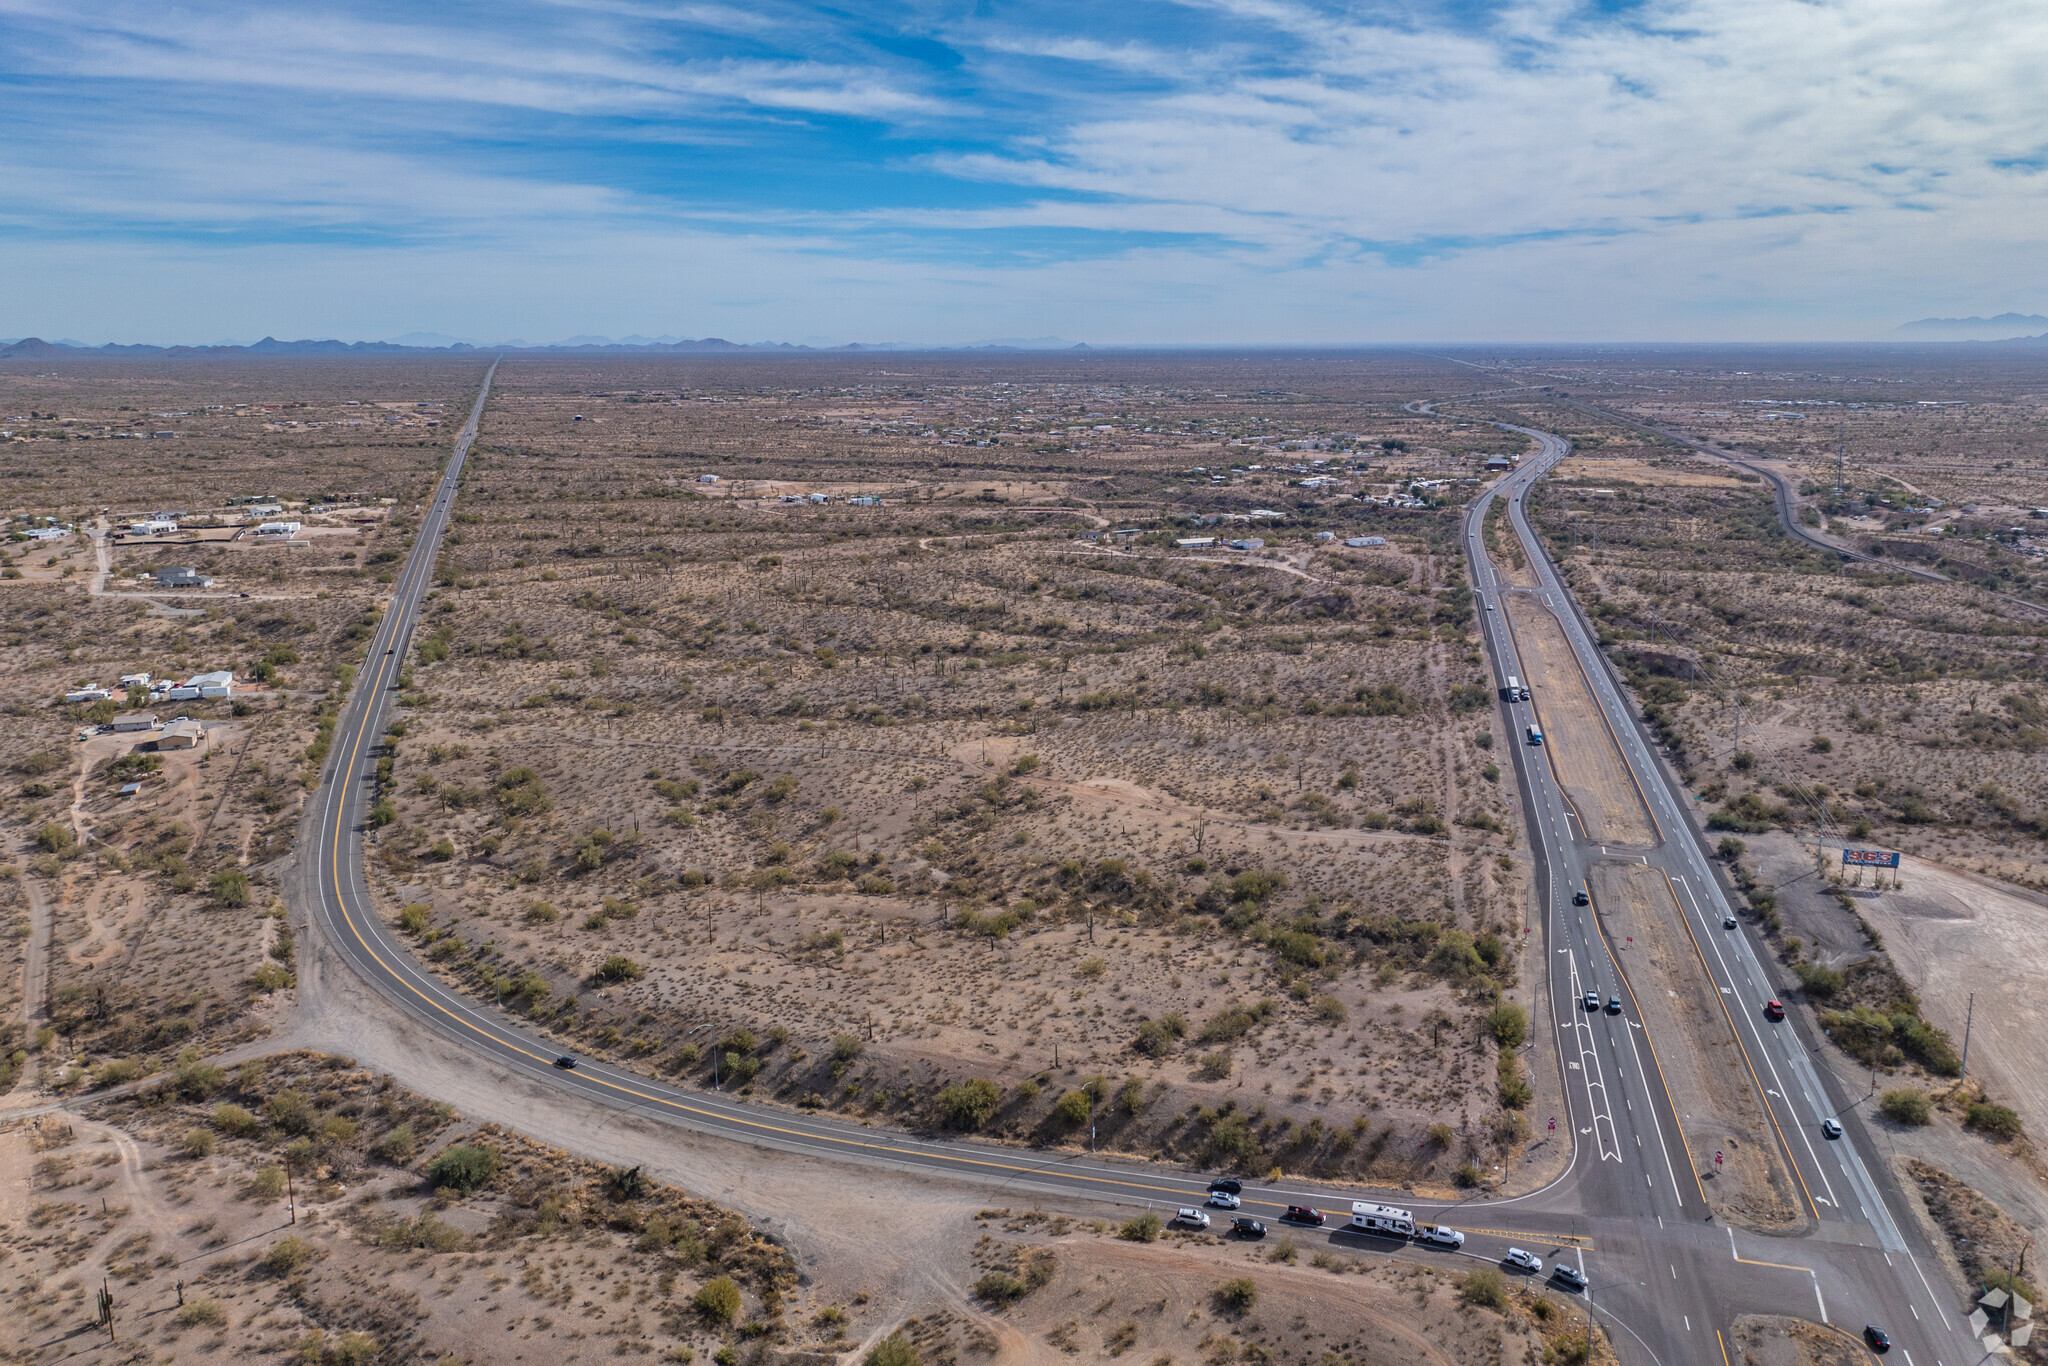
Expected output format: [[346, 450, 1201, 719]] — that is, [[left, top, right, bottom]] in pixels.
[[298, 368, 1977, 1366]]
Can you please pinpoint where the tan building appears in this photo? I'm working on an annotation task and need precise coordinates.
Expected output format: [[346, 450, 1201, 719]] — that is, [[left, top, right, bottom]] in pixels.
[[158, 719, 204, 750], [110, 712, 158, 732]]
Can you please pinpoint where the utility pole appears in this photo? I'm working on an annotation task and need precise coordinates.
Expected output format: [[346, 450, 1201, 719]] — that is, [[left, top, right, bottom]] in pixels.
[[1960, 992, 1975, 1083], [1836, 422, 1846, 498]]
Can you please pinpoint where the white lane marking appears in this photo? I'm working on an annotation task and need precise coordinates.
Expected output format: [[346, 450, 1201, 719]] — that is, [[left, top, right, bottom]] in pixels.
[[1563, 950, 1622, 1162]]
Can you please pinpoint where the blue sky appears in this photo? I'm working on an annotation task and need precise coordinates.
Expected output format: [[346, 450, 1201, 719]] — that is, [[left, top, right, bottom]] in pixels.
[[2, 0, 2044, 343]]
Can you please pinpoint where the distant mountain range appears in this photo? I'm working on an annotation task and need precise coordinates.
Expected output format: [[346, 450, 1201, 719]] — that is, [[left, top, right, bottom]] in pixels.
[[0, 333, 1093, 360], [1894, 313, 2048, 341]]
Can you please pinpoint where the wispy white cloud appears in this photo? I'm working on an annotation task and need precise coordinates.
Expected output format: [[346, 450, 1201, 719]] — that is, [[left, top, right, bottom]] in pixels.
[[2, 0, 2045, 339]]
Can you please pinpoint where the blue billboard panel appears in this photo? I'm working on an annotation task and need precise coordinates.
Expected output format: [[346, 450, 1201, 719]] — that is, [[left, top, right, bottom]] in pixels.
[[1842, 848, 1902, 869]]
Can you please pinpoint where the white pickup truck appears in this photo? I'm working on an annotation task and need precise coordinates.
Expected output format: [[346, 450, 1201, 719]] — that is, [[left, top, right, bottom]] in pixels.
[[1417, 1224, 1465, 1248]]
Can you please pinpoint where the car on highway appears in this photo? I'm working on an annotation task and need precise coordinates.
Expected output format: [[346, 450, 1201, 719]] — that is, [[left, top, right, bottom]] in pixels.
[[1821, 1118, 1843, 1139], [1864, 1326, 1890, 1353], [554, 1055, 578, 1070], [1606, 996, 1623, 1015], [1503, 1248, 1543, 1274], [1174, 1208, 1211, 1229], [1764, 1000, 1786, 1021], [1572, 889, 1589, 906], [1551, 1265, 1588, 1292], [1208, 1177, 1243, 1195], [1417, 1224, 1465, 1248], [1231, 1217, 1266, 1240], [1207, 1191, 1241, 1209], [1583, 991, 1601, 1011], [1282, 1206, 1326, 1226], [1723, 914, 1738, 930]]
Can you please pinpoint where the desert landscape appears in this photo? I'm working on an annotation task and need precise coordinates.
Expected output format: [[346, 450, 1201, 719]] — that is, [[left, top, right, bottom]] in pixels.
[[5, 345, 2048, 1364]]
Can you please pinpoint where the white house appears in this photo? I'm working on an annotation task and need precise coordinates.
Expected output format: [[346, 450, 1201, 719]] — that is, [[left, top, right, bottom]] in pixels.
[[253, 521, 302, 537]]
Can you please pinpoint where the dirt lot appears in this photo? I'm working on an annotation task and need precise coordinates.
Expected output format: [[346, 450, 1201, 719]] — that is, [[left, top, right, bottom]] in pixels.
[[1588, 862, 1798, 1228], [1502, 593, 1657, 847]]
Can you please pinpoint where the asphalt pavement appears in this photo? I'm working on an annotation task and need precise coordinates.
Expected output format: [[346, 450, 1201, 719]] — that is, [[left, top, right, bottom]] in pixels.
[[297, 373, 1980, 1366]]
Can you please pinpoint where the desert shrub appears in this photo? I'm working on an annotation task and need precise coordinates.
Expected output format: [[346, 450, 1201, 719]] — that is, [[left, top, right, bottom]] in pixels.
[[182, 1128, 216, 1158], [832, 1033, 863, 1062], [425, 1142, 499, 1193], [1132, 1012, 1188, 1056], [375, 1123, 417, 1162], [249, 1165, 286, 1199], [1459, 1268, 1508, 1309], [268, 1088, 315, 1134], [1792, 962, 1843, 998], [1485, 1003, 1528, 1048], [211, 867, 251, 907], [865, 1335, 919, 1366], [1216, 1278, 1259, 1315], [1966, 1101, 2023, 1139], [973, 1271, 1028, 1304], [587, 955, 643, 985], [935, 1078, 1002, 1130], [1426, 1122, 1454, 1149], [213, 1102, 260, 1137], [261, 1235, 313, 1275], [177, 1299, 227, 1326], [1879, 1089, 1930, 1125], [1052, 1089, 1093, 1127], [695, 1276, 743, 1325], [1119, 1210, 1162, 1242], [1197, 1051, 1233, 1081]]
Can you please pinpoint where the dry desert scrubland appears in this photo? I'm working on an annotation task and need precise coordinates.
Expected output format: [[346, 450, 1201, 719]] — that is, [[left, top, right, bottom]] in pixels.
[[9, 343, 2048, 1362]]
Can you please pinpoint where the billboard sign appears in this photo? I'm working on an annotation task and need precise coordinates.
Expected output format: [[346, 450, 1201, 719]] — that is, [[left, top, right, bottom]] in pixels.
[[1842, 848, 1902, 869]]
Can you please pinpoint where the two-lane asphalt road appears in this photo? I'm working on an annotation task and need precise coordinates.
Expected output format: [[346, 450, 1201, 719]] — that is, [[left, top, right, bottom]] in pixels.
[[297, 371, 1977, 1366]]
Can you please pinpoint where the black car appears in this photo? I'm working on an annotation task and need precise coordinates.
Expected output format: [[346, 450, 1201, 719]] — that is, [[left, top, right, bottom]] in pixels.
[[1864, 1326, 1890, 1354], [1606, 996, 1623, 1015], [1208, 1177, 1243, 1195], [554, 1055, 578, 1070], [1572, 889, 1589, 906], [1231, 1217, 1266, 1240]]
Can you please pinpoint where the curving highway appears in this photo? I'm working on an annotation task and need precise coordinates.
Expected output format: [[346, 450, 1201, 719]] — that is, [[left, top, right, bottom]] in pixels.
[[298, 367, 1976, 1366]]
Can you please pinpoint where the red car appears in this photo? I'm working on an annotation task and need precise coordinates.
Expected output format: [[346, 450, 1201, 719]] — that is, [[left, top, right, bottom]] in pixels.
[[1764, 1000, 1785, 1021], [1283, 1206, 1326, 1226]]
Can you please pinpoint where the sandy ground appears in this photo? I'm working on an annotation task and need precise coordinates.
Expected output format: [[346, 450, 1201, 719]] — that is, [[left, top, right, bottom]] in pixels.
[[1828, 854, 2048, 1166], [1589, 862, 1798, 1229], [1553, 458, 1750, 489], [1502, 593, 1658, 847]]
